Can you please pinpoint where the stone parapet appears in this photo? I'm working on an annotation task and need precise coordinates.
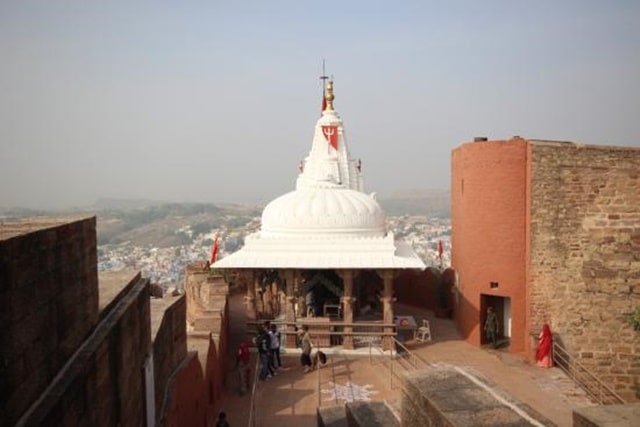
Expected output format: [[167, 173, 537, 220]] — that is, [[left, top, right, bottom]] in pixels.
[[573, 403, 640, 427], [0, 216, 99, 425], [151, 294, 188, 421], [14, 274, 150, 426], [401, 367, 553, 427]]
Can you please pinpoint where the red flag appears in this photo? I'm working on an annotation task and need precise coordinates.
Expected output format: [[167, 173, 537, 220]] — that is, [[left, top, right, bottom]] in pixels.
[[321, 94, 327, 115], [210, 234, 219, 263], [438, 240, 443, 261], [321, 125, 338, 150]]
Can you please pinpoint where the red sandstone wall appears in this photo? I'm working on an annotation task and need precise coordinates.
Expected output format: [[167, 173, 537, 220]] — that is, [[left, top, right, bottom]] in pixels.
[[153, 295, 188, 420], [158, 267, 231, 426], [394, 269, 438, 309], [163, 353, 208, 427], [0, 217, 99, 425], [451, 138, 528, 352]]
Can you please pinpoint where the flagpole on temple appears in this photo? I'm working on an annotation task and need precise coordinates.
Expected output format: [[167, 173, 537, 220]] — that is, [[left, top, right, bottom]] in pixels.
[[320, 59, 328, 115]]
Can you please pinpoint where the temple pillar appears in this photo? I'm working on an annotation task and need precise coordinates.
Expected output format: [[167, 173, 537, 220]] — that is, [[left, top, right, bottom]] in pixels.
[[338, 269, 355, 349], [285, 270, 297, 349], [263, 277, 273, 318], [272, 280, 280, 316], [254, 270, 264, 319], [296, 275, 306, 318], [245, 270, 257, 321], [380, 269, 396, 351]]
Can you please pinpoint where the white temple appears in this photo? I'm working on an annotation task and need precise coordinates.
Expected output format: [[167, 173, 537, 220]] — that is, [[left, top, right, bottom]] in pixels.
[[213, 79, 425, 350], [213, 80, 425, 270]]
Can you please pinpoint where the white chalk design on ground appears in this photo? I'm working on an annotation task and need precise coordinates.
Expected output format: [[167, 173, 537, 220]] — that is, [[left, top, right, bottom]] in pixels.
[[321, 381, 379, 403]]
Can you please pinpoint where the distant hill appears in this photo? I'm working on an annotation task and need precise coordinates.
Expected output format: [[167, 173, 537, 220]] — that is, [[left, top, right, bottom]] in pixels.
[[93, 197, 171, 210], [95, 202, 261, 247], [2, 190, 449, 247], [378, 189, 450, 217]]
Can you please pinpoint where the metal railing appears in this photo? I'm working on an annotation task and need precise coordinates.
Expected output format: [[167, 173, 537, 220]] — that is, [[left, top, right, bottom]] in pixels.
[[247, 354, 261, 427], [246, 319, 396, 349], [316, 347, 322, 408], [552, 341, 625, 405], [367, 337, 431, 390]]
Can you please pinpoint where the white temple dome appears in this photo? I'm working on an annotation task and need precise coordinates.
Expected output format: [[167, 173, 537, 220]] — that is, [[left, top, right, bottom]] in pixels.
[[211, 78, 425, 270], [261, 188, 386, 238]]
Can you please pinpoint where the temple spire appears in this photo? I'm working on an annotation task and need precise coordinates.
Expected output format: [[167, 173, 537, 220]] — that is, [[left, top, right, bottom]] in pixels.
[[324, 79, 335, 112]]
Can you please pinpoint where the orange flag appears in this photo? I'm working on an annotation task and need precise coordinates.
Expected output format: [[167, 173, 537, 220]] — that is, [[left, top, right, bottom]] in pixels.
[[210, 235, 219, 263]]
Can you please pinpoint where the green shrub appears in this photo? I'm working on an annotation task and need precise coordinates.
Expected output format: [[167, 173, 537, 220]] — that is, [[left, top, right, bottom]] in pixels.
[[627, 307, 640, 331]]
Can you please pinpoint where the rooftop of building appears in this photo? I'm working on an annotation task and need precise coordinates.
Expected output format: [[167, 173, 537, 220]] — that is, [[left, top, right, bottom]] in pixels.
[[460, 135, 640, 151]]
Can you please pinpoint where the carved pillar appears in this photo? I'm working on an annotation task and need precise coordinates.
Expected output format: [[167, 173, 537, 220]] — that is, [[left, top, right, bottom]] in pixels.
[[296, 275, 306, 318], [254, 270, 264, 319], [263, 278, 273, 318], [338, 269, 355, 349], [285, 270, 297, 349], [380, 269, 396, 351], [245, 270, 257, 321], [272, 280, 280, 316]]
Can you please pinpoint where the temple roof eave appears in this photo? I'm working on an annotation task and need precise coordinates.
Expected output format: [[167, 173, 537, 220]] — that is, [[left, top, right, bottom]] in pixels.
[[211, 239, 426, 270]]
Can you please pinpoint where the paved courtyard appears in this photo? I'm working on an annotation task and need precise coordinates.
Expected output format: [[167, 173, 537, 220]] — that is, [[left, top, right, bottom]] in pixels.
[[217, 293, 594, 427]]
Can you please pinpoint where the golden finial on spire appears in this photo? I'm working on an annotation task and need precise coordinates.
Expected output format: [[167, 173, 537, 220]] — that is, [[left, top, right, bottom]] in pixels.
[[324, 79, 335, 111]]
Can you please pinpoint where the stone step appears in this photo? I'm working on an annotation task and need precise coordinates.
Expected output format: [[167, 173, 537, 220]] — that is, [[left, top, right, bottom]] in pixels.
[[317, 401, 400, 427]]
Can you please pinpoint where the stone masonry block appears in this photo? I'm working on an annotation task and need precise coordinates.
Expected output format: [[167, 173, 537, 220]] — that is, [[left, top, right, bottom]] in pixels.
[[317, 405, 348, 427], [345, 401, 399, 427]]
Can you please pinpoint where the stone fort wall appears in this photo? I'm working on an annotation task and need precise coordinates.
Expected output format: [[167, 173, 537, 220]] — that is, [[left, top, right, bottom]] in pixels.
[[528, 142, 640, 400], [0, 217, 99, 425], [1, 216, 226, 426], [152, 294, 188, 422]]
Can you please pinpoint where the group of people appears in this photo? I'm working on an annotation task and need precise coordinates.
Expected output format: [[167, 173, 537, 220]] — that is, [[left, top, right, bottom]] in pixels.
[[255, 321, 283, 382], [236, 323, 326, 395], [235, 321, 283, 395]]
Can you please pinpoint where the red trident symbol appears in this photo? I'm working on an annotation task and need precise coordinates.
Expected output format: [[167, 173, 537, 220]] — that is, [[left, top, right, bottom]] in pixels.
[[321, 125, 338, 150]]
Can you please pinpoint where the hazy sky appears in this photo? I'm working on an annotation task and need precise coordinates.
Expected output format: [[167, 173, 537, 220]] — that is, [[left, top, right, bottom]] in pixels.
[[1, 1, 639, 209]]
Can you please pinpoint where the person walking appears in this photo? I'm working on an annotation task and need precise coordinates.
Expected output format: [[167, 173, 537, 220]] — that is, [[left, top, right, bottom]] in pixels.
[[269, 323, 282, 369], [484, 307, 499, 348], [257, 326, 272, 381], [299, 325, 313, 373], [236, 340, 251, 395]]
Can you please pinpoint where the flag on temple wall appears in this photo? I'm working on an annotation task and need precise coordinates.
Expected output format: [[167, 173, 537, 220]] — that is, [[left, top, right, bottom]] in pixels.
[[321, 125, 338, 150], [210, 234, 219, 263], [438, 240, 443, 262]]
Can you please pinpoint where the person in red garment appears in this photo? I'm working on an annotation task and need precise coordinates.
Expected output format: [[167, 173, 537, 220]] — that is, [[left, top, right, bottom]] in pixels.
[[535, 324, 554, 368], [236, 341, 251, 394]]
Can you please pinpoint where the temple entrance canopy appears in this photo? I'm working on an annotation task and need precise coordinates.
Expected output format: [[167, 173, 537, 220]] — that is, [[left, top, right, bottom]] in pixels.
[[212, 79, 425, 349]]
